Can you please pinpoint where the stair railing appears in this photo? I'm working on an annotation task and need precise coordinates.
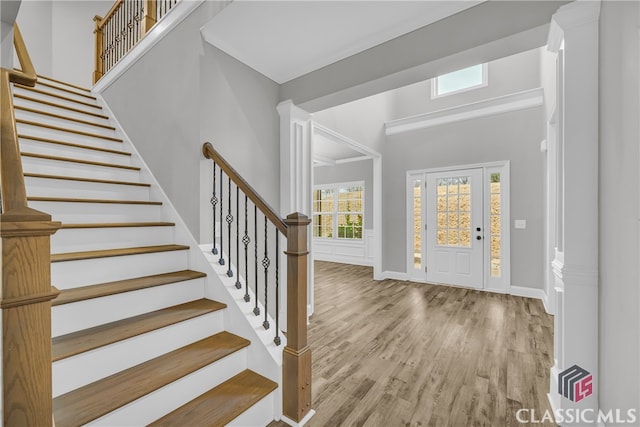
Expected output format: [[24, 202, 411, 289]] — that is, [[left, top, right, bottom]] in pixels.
[[0, 23, 61, 427], [202, 142, 312, 423], [92, 0, 179, 83]]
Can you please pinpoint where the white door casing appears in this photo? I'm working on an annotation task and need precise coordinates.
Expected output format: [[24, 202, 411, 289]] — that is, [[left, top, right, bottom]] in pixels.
[[407, 161, 510, 292]]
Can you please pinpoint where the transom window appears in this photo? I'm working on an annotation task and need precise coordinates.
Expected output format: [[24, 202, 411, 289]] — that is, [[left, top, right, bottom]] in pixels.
[[313, 182, 364, 240], [431, 64, 487, 98]]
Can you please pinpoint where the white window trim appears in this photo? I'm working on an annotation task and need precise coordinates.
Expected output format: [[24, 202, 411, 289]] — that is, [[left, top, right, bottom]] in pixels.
[[430, 63, 489, 99], [313, 180, 365, 242]]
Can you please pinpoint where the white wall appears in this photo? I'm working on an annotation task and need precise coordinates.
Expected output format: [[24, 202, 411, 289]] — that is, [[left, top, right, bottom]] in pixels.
[[52, 1, 111, 87], [16, 0, 111, 87], [15, 0, 52, 76], [389, 48, 542, 119], [598, 0, 640, 415], [101, 2, 281, 243]]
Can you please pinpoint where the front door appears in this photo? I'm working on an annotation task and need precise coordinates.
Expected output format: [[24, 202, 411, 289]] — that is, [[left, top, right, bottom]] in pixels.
[[425, 168, 484, 288]]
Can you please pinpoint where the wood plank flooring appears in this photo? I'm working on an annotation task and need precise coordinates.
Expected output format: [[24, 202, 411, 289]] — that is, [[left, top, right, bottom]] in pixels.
[[271, 261, 554, 427]]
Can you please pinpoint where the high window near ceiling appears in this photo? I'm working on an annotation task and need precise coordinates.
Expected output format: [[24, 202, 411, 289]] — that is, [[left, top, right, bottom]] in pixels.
[[431, 64, 487, 98], [313, 182, 364, 240]]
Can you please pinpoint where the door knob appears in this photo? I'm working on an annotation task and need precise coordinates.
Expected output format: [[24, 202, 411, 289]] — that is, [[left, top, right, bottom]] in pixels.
[[476, 236, 482, 240], [476, 227, 481, 232]]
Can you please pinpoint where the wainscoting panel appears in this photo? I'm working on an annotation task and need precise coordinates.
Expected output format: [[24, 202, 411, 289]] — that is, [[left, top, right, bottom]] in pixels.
[[313, 230, 375, 266]]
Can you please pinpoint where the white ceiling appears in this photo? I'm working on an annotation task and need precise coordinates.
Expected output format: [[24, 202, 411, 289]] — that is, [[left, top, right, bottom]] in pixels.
[[313, 131, 364, 165], [201, 0, 484, 84]]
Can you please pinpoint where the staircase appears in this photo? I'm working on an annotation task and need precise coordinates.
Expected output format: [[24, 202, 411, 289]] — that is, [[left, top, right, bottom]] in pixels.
[[12, 75, 280, 426]]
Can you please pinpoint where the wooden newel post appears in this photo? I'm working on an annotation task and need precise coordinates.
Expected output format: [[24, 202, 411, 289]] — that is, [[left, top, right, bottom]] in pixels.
[[141, 0, 157, 35], [92, 15, 103, 84], [282, 212, 313, 423], [1, 208, 61, 426]]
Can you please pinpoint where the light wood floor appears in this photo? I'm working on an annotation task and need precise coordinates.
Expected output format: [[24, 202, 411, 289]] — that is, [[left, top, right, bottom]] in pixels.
[[270, 261, 555, 427]]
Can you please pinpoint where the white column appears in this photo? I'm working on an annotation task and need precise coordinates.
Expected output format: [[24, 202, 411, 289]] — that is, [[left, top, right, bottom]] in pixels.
[[547, 0, 600, 418], [277, 100, 314, 326]]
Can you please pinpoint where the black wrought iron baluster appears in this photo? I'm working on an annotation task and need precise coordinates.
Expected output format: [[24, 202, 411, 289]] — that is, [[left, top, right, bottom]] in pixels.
[[274, 228, 281, 345], [242, 195, 250, 302], [262, 216, 270, 330], [218, 168, 225, 266], [210, 163, 218, 255], [253, 205, 260, 316], [226, 177, 233, 277], [235, 186, 241, 288]]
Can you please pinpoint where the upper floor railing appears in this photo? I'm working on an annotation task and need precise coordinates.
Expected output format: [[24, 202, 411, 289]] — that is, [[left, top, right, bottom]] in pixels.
[[92, 0, 179, 83], [1, 23, 61, 427], [202, 142, 313, 423]]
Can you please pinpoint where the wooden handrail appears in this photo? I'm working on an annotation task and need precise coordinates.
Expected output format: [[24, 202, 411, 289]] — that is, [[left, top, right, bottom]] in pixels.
[[97, 0, 125, 30], [1, 22, 61, 427], [1, 24, 37, 213], [202, 142, 287, 235]]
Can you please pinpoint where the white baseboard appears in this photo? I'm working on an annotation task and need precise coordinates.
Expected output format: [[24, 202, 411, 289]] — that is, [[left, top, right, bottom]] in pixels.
[[381, 271, 409, 281], [281, 410, 316, 427], [510, 285, 546, 302], [314, 254, 373, 267]]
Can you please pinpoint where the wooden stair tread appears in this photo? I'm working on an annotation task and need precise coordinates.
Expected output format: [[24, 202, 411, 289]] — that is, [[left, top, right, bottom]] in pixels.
[[150, 370, 278, 427], [14, 94, 109, 119], [14, 70, 93, 93], [36, 80, 97, 100], [15, 106, 115, 130], [52, 269, 203, 307], [16, 119, 122, 142], [51, 244, 189, 262], [21, 151, 139, 170], [19, 134, 130, 155], [52, 332, 250, 427], [24, 173, 149, 187], [52, 298, 224, 361], [13, 85, 102, 109], [28, 196, 160, 205], [61, 221, 174, 229]]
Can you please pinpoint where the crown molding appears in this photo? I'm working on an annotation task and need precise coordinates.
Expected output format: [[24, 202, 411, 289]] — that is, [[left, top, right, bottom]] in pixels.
[[385, 88, 544, 136]]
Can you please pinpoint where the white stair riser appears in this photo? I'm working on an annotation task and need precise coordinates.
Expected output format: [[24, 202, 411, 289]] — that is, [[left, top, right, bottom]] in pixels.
[[51, 250, 188, 289], [22, 157, 140, 182], [25, 177, 150, 201], [20, 137, 132, 165], [18, 133, 123, 152], [12, 85, 100, 109], [14, 97, 112, 125], [52, 226, 174, 252], [227, 392, 276, 427], [52, 278, 205, 336], [89, 348, 248, 426], [33, 84, 100, 105], [53, 310, 224, 397], [16, 122, 121, 149], [29, 200, 161, 223], [15, 109, 117, 138]]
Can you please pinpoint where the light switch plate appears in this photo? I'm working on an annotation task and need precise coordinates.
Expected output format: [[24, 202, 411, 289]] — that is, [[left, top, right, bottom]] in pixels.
[[515, 220, 527, 229]]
